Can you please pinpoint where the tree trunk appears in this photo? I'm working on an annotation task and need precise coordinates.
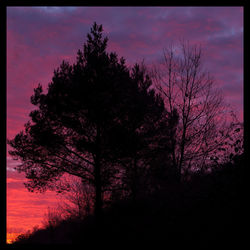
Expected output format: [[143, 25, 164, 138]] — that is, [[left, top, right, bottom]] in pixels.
[[94, 160, 102, 221], [94, 124, 102, 223], [131, 157, 138, 202], [178, 124, 187, 183]]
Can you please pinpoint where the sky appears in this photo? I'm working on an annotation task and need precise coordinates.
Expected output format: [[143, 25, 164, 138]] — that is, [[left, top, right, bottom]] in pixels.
[[6, 6, 243, 243]]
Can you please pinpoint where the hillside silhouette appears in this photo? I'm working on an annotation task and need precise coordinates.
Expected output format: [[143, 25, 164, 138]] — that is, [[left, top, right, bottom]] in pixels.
[[13, 153, 247, 244]]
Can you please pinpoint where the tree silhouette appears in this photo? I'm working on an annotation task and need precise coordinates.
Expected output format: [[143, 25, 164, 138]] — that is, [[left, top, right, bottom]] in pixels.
[[114, 63, 179, 199], [152, 41, 241, 180], [8, 22, 176, 221], [56, 176, 94, 220]]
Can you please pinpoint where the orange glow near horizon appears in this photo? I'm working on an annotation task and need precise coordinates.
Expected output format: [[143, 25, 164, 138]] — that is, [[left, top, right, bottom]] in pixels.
[[7, 232, 20, 244], [7, 171, 60, 244]]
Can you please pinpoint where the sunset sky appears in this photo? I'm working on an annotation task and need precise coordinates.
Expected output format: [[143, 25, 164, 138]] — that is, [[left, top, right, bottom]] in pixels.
[[6, 6, 243, 243]]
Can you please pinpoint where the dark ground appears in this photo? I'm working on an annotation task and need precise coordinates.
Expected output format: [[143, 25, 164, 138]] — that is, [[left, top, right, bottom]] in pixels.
[[12, 155, 248, 246]]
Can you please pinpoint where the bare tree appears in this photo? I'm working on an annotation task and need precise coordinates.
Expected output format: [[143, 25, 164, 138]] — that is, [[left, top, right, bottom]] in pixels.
[[42, 207, 63, 229], [153, 41, 238, 180], [57, 176, 95, 220]]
